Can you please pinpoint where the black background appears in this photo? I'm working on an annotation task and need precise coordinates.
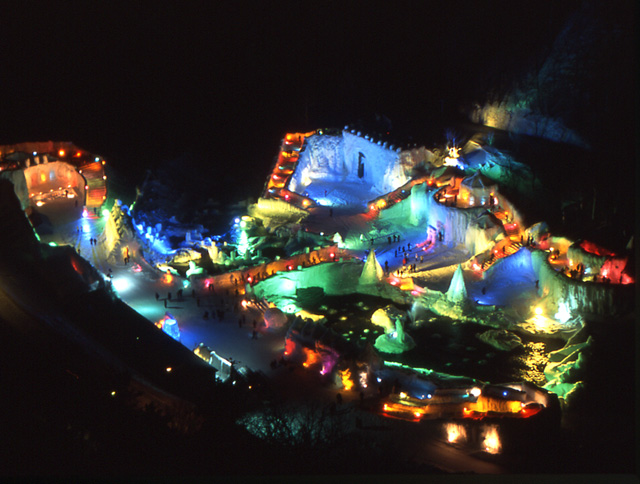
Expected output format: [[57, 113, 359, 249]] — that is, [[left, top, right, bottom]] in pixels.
[[0, 1, 589, 192]]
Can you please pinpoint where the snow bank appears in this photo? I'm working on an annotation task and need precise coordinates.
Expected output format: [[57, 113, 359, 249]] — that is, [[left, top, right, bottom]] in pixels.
[[248, 198, 308, 229], [469, 102, 588, 148], [0, 170, 29, 210], [476, 329, 524, 352]]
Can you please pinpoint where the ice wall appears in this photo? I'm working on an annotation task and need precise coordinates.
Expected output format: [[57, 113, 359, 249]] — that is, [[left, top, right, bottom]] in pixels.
[[485, 246, 535, 280], [254, 261, 363, 304], [567, 243, 606, 273], [289, 134, 344, 191], [464, 222, 503, 256], [424, 193, 486, 249], [409, 183, 428, 226], [24, 161, 85, 196], [288, 131, 408, 204], [531, 250, 634, 316], [383, 184, 512, 255]]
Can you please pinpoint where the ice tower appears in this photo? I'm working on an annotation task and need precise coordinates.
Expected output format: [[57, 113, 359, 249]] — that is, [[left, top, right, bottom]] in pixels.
[[446, 264, 468, 303], [359, 249, 384, 286]]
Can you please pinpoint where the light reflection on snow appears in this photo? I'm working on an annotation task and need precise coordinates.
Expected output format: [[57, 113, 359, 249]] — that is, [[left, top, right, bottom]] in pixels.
[[112, 276, 132, 293]]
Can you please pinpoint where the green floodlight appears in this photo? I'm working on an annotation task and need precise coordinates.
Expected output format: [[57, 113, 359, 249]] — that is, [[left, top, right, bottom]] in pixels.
[[102, 209, 110, 218]]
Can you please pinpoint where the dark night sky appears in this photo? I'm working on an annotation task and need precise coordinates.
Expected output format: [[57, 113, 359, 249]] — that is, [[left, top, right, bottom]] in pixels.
[[0, 1, 595, 190]]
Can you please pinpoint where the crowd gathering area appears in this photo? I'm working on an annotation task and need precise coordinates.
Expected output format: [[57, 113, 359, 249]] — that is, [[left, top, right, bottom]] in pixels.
[[4, 128, 634, 464]]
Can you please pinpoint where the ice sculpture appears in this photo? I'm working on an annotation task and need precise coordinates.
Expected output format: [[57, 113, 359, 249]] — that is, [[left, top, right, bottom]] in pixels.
[[374, 317, 416, 354]]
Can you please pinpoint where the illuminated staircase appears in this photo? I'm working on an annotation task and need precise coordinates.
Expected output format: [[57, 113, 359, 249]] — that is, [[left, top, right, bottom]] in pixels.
[[481, 242, 524, 271], [80, 161, 107, 208]]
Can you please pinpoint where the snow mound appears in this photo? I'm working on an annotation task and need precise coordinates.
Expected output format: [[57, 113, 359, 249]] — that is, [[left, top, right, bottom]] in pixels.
[[371, 305, 405, 333], [374, 332, 416, 354], [476, 329, 524, 352]]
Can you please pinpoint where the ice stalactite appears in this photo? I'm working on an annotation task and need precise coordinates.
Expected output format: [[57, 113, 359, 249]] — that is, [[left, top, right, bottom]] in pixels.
[[409, 183, 428, 226]]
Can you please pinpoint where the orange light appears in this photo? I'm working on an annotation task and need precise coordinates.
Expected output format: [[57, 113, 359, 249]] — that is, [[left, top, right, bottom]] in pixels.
[[58, 149, 66, 157], [340, 368, 354, 391], [483, 426, 501, 454], [383, 404, 389, 411], [74, 151, 82, 157], [414, 411, 421, 418]]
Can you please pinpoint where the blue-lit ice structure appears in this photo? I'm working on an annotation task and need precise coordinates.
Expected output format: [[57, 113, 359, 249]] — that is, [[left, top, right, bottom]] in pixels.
[[288, 130, 410, 207], [161, 313, 181, 341]]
